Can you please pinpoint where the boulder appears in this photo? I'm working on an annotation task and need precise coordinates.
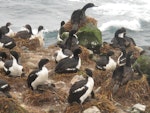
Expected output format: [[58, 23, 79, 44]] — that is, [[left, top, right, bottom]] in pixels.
[[76, 23, 102, 52], [133, 55, 150, 81], [83, 106, 101, 113], [134, 55, 150, 75]]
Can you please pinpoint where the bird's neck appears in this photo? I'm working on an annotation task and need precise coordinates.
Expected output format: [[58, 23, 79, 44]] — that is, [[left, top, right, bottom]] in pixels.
[[12, 57, 18, 64]]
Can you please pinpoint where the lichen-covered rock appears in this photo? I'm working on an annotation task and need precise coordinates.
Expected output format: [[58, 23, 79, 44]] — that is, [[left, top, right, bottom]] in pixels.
[[76, 23, 102, 52], [83, 106, 101, 113], [133, 55, 150, 85], [134, 55, 150, 75]]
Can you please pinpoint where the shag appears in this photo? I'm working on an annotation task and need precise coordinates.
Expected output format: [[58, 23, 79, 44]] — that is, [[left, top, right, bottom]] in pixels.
[[27, 58, 49, 90], [68, 68, 94, 105], [55, 48, 82, 73], [0, 29, 16, 49], [96, 51, 116, 71], [71, 3, 95, 30], [3, 51, 24, 77], [0, 22, 15, 37], [16, 24, 33, 39]]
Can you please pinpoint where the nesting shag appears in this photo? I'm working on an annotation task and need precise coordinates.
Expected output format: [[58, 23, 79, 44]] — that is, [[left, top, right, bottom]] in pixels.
[[27, 58, 49, 90], [112, 51, 134, 94], [0, 29, 16, 49], [71, 3, 95, 30], [57, 21, 66, 42], [68, 68, 94, 105], [96, 51, 117, 71], [0, 22, 15, 37], [3, 51, 24, 77], [55, 48, 82, 73], [16, 24, 33, 39], [54, 43, 73, 63]]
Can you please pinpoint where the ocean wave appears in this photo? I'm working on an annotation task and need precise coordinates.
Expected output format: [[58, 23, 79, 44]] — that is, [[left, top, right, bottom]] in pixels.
[[93, 2, 150, 22], [43, 30, 58, 47], [99, 19, 142, 32]]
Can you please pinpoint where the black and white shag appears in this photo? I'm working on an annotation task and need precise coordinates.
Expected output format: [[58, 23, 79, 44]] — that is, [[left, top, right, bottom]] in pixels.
[[55, 48, 82, 73], [96, 51, 117, 71], [27, 58, 49, 90], [16, 24, 33, 39], [0, 29, 16, 49], [68, 68, 94, 104], [0, 22, 15, 37], [3, 51, 24, 77]]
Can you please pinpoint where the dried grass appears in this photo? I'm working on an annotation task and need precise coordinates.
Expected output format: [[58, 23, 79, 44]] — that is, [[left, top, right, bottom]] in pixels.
[[0, 97, 28, 113]]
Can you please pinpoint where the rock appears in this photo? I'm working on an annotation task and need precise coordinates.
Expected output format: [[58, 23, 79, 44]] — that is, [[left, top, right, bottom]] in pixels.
[[77, 23, 102, 52], [132, 103, 146, 112], [130, 109, 140, 113], [133, 55, 150, 78], [83, 106, 101, 113], [54, 81, 66, 89]]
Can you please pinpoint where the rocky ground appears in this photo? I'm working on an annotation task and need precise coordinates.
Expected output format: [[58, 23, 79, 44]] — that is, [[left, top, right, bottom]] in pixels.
[[0, 38, 150, 113]]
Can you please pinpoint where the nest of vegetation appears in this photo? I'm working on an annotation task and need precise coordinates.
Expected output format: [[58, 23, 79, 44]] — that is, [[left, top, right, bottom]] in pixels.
[[114, 75, 150, 103], [0, 97, 28, 113], [63, 16, 98, 32], [22, 85, 67, 107], [12, 36, 41, 50], [64, 94, 117, 113]]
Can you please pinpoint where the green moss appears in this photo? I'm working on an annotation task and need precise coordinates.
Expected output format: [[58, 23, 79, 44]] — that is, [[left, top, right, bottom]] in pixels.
[[77, 23, 102, 49], [133, 55, 150, 84], [134, 55, 150, 75]]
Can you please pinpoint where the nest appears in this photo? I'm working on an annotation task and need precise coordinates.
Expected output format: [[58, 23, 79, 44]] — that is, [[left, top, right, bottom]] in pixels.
[[113, 75, 150, 104], [63, 16, 97, 32], [12, 37, 41, 50], [80, 46, 93, 64], [64, 94, 117, 113], [0, 97, 28, 113], [22, 85, 68, 106]]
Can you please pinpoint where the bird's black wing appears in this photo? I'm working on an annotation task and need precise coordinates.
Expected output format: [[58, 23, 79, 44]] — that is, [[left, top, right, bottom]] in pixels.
[[1, 26, 9, 34], [27, 70, 39, 88], [68, 79, 88, 104], [96, 56, 108, 66], [0, 36, 16, 49], [70, 79, 87, 93], [0, 79, 10, 91], [16, 31, 30, 39], [55, 57, 78, 73]]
